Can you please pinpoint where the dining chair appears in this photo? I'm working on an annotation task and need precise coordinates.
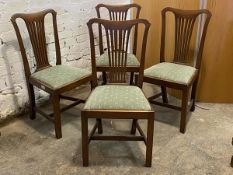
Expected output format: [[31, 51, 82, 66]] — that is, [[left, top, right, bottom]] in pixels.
[[82, 18, 153, 167], [143, 7, 211, 133], [96, 3, 141, 85], [11, 9, 93, 139]]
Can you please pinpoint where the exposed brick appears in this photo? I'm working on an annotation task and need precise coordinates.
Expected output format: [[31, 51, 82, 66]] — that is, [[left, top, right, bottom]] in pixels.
[[0, 0, 130, 120]]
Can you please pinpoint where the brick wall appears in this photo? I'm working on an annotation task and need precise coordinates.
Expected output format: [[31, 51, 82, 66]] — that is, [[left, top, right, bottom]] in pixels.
[[0, 0, 130, 120]]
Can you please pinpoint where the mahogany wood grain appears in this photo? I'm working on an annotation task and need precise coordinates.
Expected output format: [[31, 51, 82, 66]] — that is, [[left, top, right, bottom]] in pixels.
[[143, 7, 211, 133], [82, 18, 154, 167], [11, 9, 92, 139], [96, 4, 141, 84]]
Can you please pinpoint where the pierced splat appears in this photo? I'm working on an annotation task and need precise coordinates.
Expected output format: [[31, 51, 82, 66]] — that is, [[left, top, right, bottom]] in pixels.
[[25, 19, 49, 70], [96, 4, 141, 55], [11, 9, 61, 76], [161, 7, 211, 68], [87, 18, 150, 86], [108, 8, 128, 21], [105, 27, 131, 83], [96, 4, 141, 21], [174, 15, 198, 63]]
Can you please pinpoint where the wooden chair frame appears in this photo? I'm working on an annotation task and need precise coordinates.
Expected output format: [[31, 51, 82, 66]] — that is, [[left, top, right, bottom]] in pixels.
[[231, 137, 233, 167], [96, 3, 141, 85], [143, 7, 211, 133], [11, 9, 93, 139], [82, 18, 154, 167]]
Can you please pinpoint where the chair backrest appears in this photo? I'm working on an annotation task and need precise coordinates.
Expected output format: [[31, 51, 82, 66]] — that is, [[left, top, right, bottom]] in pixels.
[[87, 18, 150, 88], [11, 9, 61, 79], [160, 7, 211, 69], [96, 4, 141, 55]]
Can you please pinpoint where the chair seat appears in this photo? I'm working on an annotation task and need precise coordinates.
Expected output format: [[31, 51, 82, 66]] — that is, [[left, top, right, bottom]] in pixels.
[[144, 62, 197, 85], [96, 52, 140, 67], [30, 65, 91, 89], [84, 85, 151, 111]]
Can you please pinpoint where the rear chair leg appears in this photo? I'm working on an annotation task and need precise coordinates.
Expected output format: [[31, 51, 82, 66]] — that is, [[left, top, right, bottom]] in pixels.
[[231, 156, 233, 167], [231, 138, 233, 167], [130, 72, 134, 85], [145, 114, 154, 167], [131, 119, 137, 135], [52, 93, 62, 139], [180, 89, 189, 134], [82, 113, 89, 166], [102, 72, 107, 85], [161, 86, 168, 103], [190, 80, 198, 112], [97, 118, 103, 134], [134, 74, 139, 86], [28, 83, 36, 120]]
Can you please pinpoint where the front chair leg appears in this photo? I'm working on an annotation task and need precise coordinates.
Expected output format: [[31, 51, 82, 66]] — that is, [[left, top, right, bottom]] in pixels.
[[180, 89, 189, 134], [145, 114, 154, 167], [131, 119, 137, 135], [81, 113, 89, 167], [28, 83, 36, 120], [161, 86, 168, 103], [52, 93, 62, 139]]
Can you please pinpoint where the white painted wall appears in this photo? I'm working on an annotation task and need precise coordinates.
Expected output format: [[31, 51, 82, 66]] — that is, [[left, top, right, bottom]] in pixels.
[[0, 0, 130, 120]]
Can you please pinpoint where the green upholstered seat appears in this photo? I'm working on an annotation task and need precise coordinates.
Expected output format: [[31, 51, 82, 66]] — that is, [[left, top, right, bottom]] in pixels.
[[31, 65, 91, 89], [144, 62, 197, 85], [84, 85, 152, 111], [96, 52, 140, 67]]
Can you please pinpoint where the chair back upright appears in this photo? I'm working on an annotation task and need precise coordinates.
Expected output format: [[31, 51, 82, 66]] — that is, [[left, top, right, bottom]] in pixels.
[[87, 18, 150, 88], [96, 4, 141, 55], [160, 7, 211, 69], [11, 9, 61, 80]]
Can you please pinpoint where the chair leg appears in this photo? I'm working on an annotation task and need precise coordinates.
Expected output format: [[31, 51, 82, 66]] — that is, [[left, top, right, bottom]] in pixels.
[[231, 156, 233, 167], [28, 83, 36, 120], [134, 74, 139, 86], [52, 93, 62, 139], [231, 137, 233, 167], [102, 72, 107, 85], [190, 80, 198, 112], [145, 114, 154, 167], [90, 80, 95, 90], [131, 119, 137, 135], [161, 86, 168, 103], [81, 113, 89, 167], [130, 72, 134, 85], [180, 89, 189, 134], [96, 118, 103, 134]]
